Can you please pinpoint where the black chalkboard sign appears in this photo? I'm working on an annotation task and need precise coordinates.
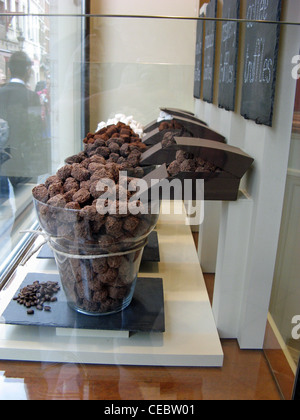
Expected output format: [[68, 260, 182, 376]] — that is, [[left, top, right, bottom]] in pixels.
[[240, 0, 282, 126], [193, 15, 204, 99], [218, 0, 240, 111], [203, 0, 218, 104]]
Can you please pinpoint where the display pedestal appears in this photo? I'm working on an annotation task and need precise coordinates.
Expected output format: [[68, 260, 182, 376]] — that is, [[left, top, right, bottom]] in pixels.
[[0, 201, 223, 367]]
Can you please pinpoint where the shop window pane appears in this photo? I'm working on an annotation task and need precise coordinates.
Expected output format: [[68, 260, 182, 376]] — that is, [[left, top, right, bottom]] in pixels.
[[0, 4, 197, 282], [0, 2, 84, 279]]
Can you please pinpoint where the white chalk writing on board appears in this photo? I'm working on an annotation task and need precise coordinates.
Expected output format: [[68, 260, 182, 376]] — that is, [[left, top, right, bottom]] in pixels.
[[204, 56, 213, 81], [246, 0, 269, 28], [244, 38, 273, 84], [221, 20, 237, 45], [220, 51, 234, 84], [219, 6, 237, 85], [241, 0, 282, 126], [194, 40, 202, 82], [202, 0, 217, 103]]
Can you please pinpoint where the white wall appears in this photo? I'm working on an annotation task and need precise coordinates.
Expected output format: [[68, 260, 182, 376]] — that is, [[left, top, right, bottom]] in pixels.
[[89, 0, 200, 129], [195, 0, 300, 349], [92, 0, 199, 16]]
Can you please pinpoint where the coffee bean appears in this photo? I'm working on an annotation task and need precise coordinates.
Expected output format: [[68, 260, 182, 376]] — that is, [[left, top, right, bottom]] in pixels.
[[14, 280, 60, 315]]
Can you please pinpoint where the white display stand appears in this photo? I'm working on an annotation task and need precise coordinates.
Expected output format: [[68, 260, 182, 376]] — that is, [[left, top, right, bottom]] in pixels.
[[0, 201, 223, 367]]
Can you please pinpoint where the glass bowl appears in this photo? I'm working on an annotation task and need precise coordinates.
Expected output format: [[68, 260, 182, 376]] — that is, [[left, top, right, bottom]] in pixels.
[[49, 237, 147, 316]]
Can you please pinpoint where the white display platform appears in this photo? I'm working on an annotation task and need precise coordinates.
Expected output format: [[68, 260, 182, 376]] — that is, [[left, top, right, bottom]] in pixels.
[[0, 201, 223, 367]]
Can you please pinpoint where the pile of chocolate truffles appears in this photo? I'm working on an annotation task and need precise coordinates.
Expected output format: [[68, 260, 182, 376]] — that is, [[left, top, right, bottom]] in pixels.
[[32, 122, 159, 314], [159, 121, 193, 150], [58, 246, 143, 314], [167, 150, 221, 177], [68, 122, 147, 171], [32, 122, 155, 245]]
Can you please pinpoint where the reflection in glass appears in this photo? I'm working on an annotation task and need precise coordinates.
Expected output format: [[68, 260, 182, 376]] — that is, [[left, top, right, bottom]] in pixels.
[[0, 2, 83, 269]]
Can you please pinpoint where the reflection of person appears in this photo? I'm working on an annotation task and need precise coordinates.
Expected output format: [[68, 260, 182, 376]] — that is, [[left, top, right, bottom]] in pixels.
[[36, 77, 51, 139], [0, 51, 43, 190]]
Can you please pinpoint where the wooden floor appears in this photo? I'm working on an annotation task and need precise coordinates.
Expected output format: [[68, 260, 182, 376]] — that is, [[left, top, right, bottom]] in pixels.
[[0, 233, 283, 400]]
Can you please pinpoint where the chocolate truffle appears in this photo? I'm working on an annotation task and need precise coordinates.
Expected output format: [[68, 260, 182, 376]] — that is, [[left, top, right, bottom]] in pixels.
[[32, 184, 49, 203], [107, 153, 120, 163], [73, 188, 91, 205], [107, 255, 123, 269], [93, 288, 109, 303], [47, 194, 66, 208], [90, 155, 106, 164], [108, 286, 129, 300], [88, 162, 105, 173], [45, 175, 61, 188], [48, 182, 64, 198], [71, 163, 90, 182], [100, 268, 118, 285], [65, 201, 81, 210], [57, 164, 73, 181], [65, 154, 84, 164], [80, 204, 103, 222], [64, 189, 78, 203], [92, 258, 108, 275], [126, 151, 141, 167], [80, 180, 92, 190], [180, 159, 196, 172], [63, 177, 80, 193], [120, 143, 130, 157], [161, 132, 176, 149], [108, 142, 120, 154], [123, 215, 140, 233], [96, 146, 110, 159], [176, 150, 186, 164], [90, 168, 114, 183], [168, 160, 181, 176], [105, 216, 123, 238]]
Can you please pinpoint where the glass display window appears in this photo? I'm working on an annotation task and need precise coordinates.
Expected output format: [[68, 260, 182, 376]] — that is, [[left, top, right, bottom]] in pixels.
[[0, 0, 298, 401]]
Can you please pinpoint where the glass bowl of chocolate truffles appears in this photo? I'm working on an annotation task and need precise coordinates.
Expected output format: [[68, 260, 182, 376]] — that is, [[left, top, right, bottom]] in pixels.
[[32, 125, 159, 316]]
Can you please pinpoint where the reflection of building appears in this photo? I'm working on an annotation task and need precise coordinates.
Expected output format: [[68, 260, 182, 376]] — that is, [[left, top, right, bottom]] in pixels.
[[0, 0, 50, 89]]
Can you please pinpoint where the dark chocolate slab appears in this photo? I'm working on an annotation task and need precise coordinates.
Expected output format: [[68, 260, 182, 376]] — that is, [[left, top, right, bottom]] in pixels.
[[2, 273, 165, 333], [142, 117, 225, 146], [160, 108, 207, 126], [140, 138, 254, 201], [175, 137, 254, 179], [161, 108, 194, 117], [169, 171, 240, 201], [143, 110, 208, 133], [141, 139, 253, 179], [173, 117, 225, 143]]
